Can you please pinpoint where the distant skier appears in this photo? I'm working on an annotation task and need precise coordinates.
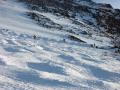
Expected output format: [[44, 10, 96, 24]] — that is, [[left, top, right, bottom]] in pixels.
[[91, 43, 95, 48], [91, 43, 98, 48], [63, 38, 66, 43], [33, 35, 37, 40], [33, 35, 37, 47], [93, 43, 96, 48]]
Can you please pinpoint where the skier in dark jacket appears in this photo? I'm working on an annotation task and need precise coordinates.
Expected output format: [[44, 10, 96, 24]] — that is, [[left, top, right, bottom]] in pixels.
[[33, 35, 37, 40]]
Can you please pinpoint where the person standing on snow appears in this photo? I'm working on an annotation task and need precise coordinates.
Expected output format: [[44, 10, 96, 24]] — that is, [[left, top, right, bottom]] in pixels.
[[33, 35, 37, 40]]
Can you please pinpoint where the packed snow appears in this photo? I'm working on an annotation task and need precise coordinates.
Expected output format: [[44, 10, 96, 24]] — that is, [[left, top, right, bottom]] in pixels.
[[0, 0, 120, 90]]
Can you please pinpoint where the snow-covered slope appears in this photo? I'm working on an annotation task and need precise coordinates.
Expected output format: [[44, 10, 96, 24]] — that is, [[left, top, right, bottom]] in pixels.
[[0, 0, 120, 90], [93, 0, 120, 9]]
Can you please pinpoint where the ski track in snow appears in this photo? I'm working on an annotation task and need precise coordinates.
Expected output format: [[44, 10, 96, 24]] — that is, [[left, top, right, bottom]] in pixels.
[[0, 0, 120, 90]]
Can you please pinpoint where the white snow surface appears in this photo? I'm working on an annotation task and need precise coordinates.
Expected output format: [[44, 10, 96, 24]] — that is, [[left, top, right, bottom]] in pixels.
[[93, 0, 120, 9], [0, 0, 120, 90]]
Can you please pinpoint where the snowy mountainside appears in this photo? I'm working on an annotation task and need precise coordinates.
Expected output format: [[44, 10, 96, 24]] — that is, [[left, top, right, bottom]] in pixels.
[[0, 0, 120, 90], [21, 0, 120, 35]]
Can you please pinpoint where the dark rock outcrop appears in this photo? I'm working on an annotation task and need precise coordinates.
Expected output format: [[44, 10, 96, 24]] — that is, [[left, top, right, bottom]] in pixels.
[[19, 0, 120, 35]]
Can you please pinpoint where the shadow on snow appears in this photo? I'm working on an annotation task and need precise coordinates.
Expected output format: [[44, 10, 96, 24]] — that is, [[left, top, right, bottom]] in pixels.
[[15, 70, 74, 87], [27, 62, 66, 75]]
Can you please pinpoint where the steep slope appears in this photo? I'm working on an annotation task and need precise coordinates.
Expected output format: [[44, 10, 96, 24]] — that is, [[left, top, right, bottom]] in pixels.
[[20, 0, 120, 34], [0, 0, 120, 90]]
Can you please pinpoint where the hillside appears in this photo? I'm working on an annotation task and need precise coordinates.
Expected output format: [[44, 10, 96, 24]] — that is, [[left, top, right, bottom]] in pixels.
[[0, 0, 120, 90]]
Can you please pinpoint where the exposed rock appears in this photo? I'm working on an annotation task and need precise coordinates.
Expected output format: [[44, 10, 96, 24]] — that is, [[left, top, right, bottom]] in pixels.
[[19, 0, 120, 35], [27, 12, 62, 29], [68, 35, 86, 43]]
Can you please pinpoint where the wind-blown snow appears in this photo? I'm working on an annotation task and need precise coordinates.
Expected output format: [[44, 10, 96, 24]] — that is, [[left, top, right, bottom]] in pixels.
[[0, 0, 120, 90], [93, 0, 120, 9]]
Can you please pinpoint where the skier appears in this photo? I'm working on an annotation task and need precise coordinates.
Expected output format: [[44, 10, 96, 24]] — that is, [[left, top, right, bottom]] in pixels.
[[63, 38, 66, 42], [33, 35, 37, 47], [33, 35, 37, 40], [93, 43, 95, 48]]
